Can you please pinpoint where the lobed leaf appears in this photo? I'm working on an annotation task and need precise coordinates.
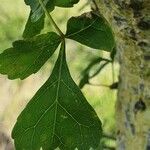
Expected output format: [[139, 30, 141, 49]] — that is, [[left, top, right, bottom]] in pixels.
[[12, 42, 102, 150], [0, 32, 61, 80], [66, 11, 115, 51]]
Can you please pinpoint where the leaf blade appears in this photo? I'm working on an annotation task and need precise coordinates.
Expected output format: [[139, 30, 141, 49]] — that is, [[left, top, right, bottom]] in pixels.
[[66, 11, 115, 51], [23, 0, 80, 37], [25, 0, 55, 22], [12, 42, 102, 149], [24, 0, 80, 22], [0, 32, 61, 79], [23, 11, 45, 38]]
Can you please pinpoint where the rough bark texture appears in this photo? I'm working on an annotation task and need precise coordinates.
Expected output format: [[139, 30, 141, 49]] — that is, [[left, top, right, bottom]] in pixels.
[[94, 0, 150, 150]]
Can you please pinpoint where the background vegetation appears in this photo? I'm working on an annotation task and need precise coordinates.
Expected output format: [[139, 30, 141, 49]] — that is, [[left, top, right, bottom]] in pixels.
[[0, 0, 118, 149]]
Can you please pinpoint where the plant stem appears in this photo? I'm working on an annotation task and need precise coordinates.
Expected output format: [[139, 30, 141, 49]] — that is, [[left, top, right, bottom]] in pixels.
[[39, 0, 64, 38]]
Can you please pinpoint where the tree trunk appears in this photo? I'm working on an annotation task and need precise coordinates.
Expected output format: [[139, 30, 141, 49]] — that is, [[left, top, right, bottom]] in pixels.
[[94, 0, 150, 150]]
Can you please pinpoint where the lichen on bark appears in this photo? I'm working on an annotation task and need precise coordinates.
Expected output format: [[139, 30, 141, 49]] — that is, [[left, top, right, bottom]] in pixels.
[[94, 0, 150, 150]]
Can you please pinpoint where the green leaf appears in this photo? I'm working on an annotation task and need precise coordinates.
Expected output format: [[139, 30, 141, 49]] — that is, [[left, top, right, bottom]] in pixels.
[[24, 0, 79, 22], [25, 0, 55, 22], [23, 0, 80, 34], [66, 11, 115, 51], [0, 32, 61, 80], [55, 0, 79, 7], [23, 11, 45, 38], [12, 42, 102, 150]]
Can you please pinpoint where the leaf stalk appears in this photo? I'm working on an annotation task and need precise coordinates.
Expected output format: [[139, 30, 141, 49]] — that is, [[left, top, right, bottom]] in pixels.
[[39, 0, 65, 38]]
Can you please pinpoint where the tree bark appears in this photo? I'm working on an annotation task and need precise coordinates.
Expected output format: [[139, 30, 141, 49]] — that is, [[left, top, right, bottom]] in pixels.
[[94, 0, 150, 150]]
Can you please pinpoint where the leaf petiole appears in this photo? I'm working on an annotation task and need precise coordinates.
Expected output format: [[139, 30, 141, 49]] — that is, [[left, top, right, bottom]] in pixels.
[[39, 0, 65, 38]]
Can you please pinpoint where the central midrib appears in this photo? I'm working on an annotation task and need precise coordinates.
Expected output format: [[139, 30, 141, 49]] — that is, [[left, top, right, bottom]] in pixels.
[[51, 42, 65, 145]]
